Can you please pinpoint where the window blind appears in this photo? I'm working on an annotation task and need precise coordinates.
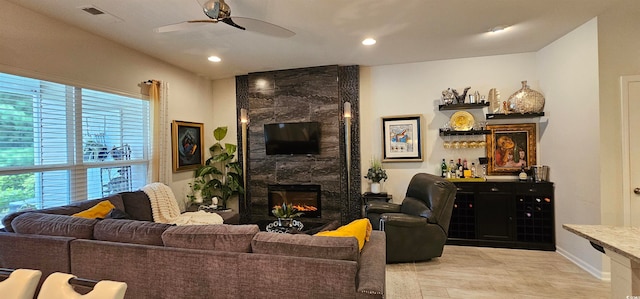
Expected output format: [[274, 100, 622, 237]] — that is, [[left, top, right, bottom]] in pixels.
[[0, 72, 150, 222]]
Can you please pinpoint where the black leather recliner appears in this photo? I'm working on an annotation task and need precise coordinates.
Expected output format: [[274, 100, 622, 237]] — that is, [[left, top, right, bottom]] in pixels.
[[365, 173, 456, 263]]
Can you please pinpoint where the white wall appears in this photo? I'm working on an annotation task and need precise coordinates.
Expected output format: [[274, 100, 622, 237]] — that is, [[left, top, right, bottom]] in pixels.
[[0, 0, 215, 204], [537, 18, 605, 278], [597, 0, 640, 226], [211, 77, 240, 211], [360, 54, 539, 201]]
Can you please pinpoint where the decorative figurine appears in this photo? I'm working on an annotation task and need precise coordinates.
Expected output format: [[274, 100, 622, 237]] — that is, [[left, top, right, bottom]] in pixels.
[[452, 87, 471, 104], [442, 88, 455, 105]]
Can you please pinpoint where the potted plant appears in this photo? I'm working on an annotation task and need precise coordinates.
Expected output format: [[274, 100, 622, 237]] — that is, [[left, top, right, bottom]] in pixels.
[[271, 202, 303, 227], [189, 126, 244, 209], [364, 157, 387, 194]]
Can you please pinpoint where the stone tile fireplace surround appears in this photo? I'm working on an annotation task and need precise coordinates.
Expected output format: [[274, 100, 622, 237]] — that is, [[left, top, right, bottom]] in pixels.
[[235, 65, 361, 225]]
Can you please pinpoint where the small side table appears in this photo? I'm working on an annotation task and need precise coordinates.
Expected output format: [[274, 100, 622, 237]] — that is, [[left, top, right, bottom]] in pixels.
[[362, 192, 392, 204]]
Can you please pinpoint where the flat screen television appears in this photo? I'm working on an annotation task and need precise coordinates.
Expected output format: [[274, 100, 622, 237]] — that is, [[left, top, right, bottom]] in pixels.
[[264, 122, 321, 155]]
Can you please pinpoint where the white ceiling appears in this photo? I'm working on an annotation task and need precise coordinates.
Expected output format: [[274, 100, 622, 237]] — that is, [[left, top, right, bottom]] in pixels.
[[7, 0, 621, 80]]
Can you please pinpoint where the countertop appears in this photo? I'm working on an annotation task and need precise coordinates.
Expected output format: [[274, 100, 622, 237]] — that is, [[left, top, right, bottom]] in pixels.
[[563, 224, 640, 263]]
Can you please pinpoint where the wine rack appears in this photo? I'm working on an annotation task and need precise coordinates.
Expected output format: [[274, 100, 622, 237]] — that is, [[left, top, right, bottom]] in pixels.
[[446, 181, 555, 251], [448, 192, 475, 239], [515, 184, 554, 243]]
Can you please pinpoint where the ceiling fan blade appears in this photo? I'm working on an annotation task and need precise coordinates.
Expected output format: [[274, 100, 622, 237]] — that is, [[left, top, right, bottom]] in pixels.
[[222, 17, 246, 31], [154, 20, 215, 33], [231, 17, 295, 38]]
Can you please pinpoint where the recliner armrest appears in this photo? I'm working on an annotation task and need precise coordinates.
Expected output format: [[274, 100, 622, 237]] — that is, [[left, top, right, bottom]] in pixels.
[[366, 202, 401, 214], [380, 213, 427, 228]]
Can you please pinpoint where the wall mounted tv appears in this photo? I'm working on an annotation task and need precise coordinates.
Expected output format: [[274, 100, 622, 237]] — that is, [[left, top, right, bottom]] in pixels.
[[264, 122, 321, 155]]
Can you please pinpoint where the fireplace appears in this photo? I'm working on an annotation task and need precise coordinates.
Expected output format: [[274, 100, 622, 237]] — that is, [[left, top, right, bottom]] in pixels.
[[268, 184, 321, 218]]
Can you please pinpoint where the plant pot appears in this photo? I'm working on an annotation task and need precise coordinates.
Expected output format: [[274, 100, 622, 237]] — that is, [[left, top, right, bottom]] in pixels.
[[193, 191, 203, 204], [370, 182, 381, 194], [277, 218, 294, 227]]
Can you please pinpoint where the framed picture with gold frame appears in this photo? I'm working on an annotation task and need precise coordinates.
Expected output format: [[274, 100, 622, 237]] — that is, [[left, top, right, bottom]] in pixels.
[[382, 114, 423, 162], [486, 123, 536, 175], [172, 120, 204, 172]]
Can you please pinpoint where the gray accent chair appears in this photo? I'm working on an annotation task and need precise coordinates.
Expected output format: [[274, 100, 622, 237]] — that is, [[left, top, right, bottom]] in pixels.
[[365, 173, 456, 263]]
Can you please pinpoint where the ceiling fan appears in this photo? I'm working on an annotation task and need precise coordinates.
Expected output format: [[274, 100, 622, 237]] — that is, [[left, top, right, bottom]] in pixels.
[[155, 0, 295, 38]]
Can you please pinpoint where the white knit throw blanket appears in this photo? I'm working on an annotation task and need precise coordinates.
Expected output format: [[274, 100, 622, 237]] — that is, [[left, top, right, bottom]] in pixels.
[[141, 183, 223, 226]]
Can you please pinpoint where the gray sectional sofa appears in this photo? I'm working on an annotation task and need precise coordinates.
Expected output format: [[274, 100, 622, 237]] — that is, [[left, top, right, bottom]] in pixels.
[[0, 191, 386, 298]]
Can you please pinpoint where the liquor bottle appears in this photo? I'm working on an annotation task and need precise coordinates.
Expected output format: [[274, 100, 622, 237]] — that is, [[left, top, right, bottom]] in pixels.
[[441, 159, 447, 178], [471, 163, 477, 178], [449, 160, 455, 177], [519, 166, 528, 181], [462, 159, 470, 178]]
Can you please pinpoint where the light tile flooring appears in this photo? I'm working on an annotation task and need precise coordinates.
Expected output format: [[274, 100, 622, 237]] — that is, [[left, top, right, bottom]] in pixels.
[[386, 245, 610, 298]]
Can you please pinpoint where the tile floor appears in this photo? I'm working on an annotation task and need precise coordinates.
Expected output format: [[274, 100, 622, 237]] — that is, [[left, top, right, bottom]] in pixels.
[[386, 245, 610, 298]]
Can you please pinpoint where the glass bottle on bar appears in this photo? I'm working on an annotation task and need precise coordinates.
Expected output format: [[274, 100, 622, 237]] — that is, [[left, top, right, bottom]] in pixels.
[[441, 159, 447, 178], [449, 160, 455, 178]]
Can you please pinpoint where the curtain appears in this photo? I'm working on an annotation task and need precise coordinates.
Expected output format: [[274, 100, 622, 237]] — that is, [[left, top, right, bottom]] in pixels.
[[148, 80, 170, 184]]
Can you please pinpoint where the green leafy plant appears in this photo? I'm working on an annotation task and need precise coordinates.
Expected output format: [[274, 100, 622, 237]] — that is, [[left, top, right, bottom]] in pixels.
[[271, 202, 303, 219], [189, 126, 244, 209], [364, 157, 388, 183]]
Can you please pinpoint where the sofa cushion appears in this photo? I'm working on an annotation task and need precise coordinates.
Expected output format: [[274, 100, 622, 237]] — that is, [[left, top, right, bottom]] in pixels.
[[1, 194, 124, 232], [94, 219, 171, 246], [11, 213, 98, 239], [162, 224, 259, 253], [251, 232, 359, 262], [72, 200, 116, 219], [119, 191, 153, 222]]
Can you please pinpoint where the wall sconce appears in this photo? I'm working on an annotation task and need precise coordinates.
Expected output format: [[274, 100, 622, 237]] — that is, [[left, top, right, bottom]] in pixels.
[[344, 102, 352, 207], [240, 108, 249, 209], [240, 108, 249, 124], [344, 102, 351, 118]]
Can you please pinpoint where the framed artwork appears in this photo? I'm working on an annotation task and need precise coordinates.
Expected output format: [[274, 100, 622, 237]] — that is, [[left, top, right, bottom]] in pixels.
[[172, 120, 204, 172], [382, 114, 423, 162], [486, 123, 537, 175]]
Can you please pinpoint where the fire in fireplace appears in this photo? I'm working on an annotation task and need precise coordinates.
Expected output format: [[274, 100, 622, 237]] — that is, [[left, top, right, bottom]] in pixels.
[[268, 184, 321, 218]]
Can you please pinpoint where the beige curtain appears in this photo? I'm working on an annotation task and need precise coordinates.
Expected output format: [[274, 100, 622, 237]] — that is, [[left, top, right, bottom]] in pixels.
[[148, 80, 170, 184]]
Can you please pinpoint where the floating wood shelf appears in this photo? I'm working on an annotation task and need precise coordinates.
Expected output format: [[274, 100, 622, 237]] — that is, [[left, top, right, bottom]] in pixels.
[[438, 102, 490, 111], [439, 129, 490, 136], [485, 112, 545, 119]]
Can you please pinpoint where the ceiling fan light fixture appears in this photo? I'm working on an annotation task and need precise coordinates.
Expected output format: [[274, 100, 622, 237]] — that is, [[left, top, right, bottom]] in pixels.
[[203, 0, 230, 21], [362, 38, 377, 46], [208, 56, 221, 62], [488, 25, 509, 33]]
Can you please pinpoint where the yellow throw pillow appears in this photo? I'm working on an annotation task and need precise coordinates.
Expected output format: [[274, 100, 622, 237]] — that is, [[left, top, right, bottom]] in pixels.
[[72, 201, 116, 219], [314, 218, 372, 251]]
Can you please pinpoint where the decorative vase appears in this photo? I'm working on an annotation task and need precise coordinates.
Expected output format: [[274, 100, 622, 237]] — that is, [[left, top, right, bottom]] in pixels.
[[487, 88, 501, 113], [507, 81, 545, 113], [370, 182, 381, 194]]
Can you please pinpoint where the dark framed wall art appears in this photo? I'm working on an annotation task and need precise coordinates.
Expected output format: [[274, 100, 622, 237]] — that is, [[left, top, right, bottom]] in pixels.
[[382, 114, 423, 162], [485, 123, 537, 175], [172, 120, 204, 172]]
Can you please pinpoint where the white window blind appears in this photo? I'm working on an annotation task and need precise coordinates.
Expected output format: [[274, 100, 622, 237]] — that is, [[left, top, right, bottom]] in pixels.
[[0, 72, 150, 222]]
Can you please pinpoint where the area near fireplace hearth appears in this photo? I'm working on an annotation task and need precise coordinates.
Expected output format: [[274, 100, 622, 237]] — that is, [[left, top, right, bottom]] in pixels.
[[235, 65, 361, 225]]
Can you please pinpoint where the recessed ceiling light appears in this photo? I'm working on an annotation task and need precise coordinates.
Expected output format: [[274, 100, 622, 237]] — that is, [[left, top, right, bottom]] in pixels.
[[488, 25, 509, 33], [362, 38, 376, 46], [208, 56, 221, 62]]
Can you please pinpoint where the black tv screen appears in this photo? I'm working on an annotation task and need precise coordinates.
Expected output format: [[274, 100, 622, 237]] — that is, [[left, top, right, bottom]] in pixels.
[[264, 122, 321, 155]]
